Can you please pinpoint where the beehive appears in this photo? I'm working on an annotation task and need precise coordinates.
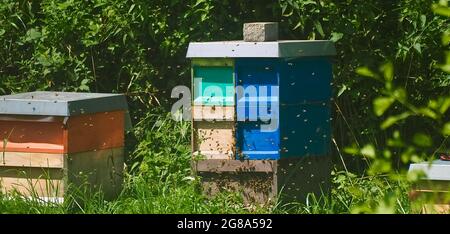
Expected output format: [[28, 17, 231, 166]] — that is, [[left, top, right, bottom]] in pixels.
[[409, 160, 450, 214], [0, 91, 131, 201], [187, 23, 336, 204], [188, 41, 335, 160]]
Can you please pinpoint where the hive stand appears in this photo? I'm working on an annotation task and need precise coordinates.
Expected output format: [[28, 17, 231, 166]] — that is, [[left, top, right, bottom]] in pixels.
[[192, 156, 331, 205]]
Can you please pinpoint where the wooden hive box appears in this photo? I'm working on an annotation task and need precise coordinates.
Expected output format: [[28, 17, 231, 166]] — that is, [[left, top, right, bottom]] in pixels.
[[0, 91, 131, 201], [191, 58, 236, 160], [187, 37, 336, 204], [409, 160, 450, 214]]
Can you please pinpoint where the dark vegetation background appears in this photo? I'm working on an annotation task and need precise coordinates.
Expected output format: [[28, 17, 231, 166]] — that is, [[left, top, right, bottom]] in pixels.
[[0, 0, 448, 213]]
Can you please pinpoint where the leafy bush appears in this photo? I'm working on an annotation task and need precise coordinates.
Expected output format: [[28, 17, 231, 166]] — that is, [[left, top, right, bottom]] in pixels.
[[0, 0, 449, 213]]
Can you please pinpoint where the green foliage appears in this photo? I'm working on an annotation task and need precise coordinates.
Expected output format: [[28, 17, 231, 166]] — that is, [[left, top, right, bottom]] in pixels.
[[348, 61, 449, 173], [341, 1, 450, 213], [1, 0, 449, 214], [0, 0, 281, 111]]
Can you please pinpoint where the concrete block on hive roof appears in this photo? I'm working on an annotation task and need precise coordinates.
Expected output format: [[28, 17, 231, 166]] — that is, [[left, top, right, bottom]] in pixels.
[[243, 22, 279, 42]]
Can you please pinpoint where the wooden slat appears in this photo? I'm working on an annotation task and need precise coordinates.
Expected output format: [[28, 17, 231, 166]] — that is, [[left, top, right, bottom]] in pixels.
[[0, 177, 64, 197], [422, 204, 450, 214], [0, 166, 65, 198], [0, 115, 64, 123], [193, 151, 232, 160], [0, 148, 124, 200], [192, 58, 234, 67], [192, 106, 234, 121], [0, 167, 65, 179], [67, 147, 124, 200], [193, 121, 235, 159], [413, 180, 450, 192], [194, 159, 276, 173], [0, 152, 64, 168]]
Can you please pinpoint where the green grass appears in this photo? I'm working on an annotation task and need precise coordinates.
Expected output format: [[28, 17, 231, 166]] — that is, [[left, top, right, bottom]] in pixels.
[[0, 112, 414, 214]]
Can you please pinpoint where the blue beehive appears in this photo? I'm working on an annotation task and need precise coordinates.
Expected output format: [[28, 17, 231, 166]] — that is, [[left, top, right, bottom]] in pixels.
[[187, 37, 335, 161]]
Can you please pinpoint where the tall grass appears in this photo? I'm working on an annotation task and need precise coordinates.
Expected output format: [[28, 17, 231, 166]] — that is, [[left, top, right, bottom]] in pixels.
[[0, 112, 413, 214]]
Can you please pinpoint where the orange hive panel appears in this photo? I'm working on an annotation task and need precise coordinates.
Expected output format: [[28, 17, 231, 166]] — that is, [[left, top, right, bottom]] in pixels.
[[0, 119, 65, 153], [65, 111, 124, 153], [0, 111, 125, 154]]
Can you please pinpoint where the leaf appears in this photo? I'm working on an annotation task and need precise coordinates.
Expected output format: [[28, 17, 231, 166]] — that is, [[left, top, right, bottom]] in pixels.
[[43, 68, 50, 76], [356, 67, 378, 79], [413, 133, 432, 147], [330, 32, 343, 42], [313, 20, 325, 38], [383, 151, 393, 161], [361, 144, 376, 159], [9, 22, 19, 30], [380, 62, 394, 82], [344, 145, 359, 155], [387, 138, 404, 147], [293, 21, 302, 30], [194, 0, 206, 7], [417, 107, 438, 119], [392, 88, 406, 102], [303, 0, 317, 5], [0, 29, 5, 37], [57, 1, 72, 10], [79, 85, 89, 91], [439, 51, 450, 73], [439, 97, 450, 114], [442, 30, 450, 45], [380, 112, 411, 129], [443, 122, 450, 136], [373, 97, 394, 116], [25, 28, 41, 42], [128, 4, 136, 14], [81, 79, 90, 85], [283, 9, 293, 17], [281, 3, 288, 15], [420, 15, 427, 28], [413, 42, 422, 54], [337, 84, 347, 97], [440, 64, 450, 73], [368, 159, 392, 175], [432, 4, 450, 17]]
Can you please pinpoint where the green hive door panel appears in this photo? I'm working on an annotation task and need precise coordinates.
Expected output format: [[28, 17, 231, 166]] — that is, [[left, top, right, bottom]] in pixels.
[[193, 66, 234, 106]]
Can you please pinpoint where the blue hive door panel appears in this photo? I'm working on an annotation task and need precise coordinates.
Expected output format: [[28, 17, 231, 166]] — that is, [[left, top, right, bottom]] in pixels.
[[279, 104, 331, 157], [235, 59, 279, 122], [236, 100, 278, 122], [236, 121, 280, 160], [279, 57, 332, 104], [235, 59, 281, 160]]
